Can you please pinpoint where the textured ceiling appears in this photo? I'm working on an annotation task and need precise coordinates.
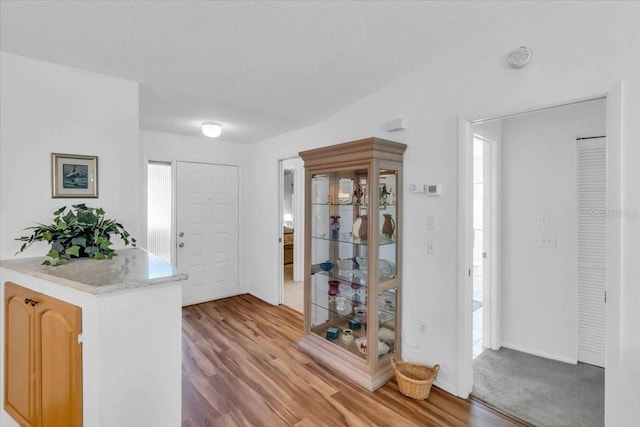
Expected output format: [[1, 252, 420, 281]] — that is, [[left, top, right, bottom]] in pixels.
[[2, 1, 535, 143]]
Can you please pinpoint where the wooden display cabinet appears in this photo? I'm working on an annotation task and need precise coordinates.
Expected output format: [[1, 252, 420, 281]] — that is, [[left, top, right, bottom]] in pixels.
[[299, 137, 406, 391]]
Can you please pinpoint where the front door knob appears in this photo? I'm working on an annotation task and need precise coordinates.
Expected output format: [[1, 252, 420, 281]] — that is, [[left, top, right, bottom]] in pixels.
[[178, 242, 185, 248], [179, 232, 184, 237]]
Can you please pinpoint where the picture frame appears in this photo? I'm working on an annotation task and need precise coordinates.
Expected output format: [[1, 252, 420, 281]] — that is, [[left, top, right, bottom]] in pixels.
[[51, 153, 98, 198]]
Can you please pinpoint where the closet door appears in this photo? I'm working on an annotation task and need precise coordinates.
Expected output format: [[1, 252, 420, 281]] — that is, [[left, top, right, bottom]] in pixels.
[[576, 138, 606, 368]]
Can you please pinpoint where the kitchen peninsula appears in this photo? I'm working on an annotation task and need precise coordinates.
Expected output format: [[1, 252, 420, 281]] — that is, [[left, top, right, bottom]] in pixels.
[[0, 248, 187, 427]]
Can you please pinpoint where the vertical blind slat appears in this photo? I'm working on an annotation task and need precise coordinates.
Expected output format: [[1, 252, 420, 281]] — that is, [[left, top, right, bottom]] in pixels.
[[147, 162, 172, 263]]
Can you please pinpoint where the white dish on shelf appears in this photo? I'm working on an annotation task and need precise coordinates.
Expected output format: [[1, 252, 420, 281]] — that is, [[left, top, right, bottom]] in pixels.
[[378, 327, 395, 345], [355, 337, 368, 355], [379, 259, 396, 279], [354, 337, 391, 356]]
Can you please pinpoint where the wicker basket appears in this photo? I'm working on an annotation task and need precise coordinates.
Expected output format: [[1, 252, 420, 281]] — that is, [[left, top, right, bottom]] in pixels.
[[391, 357, 440, 400]]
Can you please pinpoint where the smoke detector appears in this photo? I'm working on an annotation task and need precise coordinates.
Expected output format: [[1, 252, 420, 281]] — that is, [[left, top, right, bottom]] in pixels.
[[507, 46, 532, 69]]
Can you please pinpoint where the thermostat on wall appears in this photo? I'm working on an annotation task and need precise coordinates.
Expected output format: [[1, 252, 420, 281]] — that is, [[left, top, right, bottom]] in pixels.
[[426, 183, 440, 196]]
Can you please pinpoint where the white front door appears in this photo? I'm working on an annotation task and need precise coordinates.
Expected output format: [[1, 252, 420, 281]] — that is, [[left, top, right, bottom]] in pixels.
[[176, 162, 239, 306]]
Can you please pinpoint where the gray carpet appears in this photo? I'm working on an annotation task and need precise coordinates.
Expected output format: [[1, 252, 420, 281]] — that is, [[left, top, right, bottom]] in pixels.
[[472, 348, 604, 427]]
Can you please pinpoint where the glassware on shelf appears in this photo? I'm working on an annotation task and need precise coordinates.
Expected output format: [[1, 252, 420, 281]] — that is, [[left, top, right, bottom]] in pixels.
[[337, 258, 353, 278], [328, 280, 340, 296], [330, 215, 341, 239], [336, 296, 352, 316], [351, 282, 362, 304]]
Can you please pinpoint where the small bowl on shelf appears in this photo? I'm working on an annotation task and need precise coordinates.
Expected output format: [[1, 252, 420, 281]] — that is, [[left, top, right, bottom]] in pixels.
[[319, 262, 334, 272]]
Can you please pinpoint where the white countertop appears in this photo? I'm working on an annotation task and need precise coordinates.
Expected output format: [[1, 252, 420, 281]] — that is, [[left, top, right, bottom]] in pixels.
[[0, 248, 188, 295]]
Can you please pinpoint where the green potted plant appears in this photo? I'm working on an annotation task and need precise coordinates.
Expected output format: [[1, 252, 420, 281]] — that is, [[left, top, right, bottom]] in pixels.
[[16, 204, 136, 266]]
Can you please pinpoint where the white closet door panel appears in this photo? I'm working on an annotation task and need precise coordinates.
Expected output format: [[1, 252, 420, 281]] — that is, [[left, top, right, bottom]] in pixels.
[[576, 138, 606, 367]]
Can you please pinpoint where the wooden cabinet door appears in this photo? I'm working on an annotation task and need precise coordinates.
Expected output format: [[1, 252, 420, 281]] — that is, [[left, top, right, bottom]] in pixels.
[[4, 282, 36, 426], [4, 282, 82, 427], [35, 292, 82, 427]]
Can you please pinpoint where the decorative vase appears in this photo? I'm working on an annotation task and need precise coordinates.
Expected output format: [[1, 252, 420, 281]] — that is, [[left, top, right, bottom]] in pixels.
[[352, 215, 368, 240], [330, 216, 341, 240], [353, 183, 363, 204], [342, 329, 354, 346], [328, 280, 340, 296], [382, 214, 395, 238]]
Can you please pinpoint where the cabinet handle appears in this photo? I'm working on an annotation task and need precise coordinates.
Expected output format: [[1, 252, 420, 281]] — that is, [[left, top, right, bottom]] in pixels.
[[30, 300, 39, 307], [25, 298, 31, 304]]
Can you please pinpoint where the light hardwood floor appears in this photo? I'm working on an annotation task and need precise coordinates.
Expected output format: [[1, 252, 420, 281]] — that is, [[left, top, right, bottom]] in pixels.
[[182, 294, 531, 427]]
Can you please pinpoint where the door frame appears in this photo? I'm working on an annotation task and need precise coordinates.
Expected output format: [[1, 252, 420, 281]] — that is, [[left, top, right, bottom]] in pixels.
[[456, 82, 622, 426], [277, 156, 304, 305]]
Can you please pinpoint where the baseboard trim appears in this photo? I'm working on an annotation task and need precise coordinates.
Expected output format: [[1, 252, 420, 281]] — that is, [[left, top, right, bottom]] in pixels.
[[500, 343, 577, 364], [469, 394, 536, 426]]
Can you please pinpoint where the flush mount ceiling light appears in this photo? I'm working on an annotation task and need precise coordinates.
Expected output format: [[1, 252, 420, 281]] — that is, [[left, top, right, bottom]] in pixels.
[[201, 122, 222, 138]]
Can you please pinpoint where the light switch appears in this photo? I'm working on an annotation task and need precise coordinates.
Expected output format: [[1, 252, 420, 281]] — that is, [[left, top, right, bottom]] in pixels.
[[539, 213, 552, 226], [427, 240, 435, 254], [426, 215, 435, 231]]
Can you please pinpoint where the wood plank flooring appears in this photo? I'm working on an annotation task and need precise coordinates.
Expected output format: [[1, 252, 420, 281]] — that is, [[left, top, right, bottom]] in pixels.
[[182, 294, 531, 427]]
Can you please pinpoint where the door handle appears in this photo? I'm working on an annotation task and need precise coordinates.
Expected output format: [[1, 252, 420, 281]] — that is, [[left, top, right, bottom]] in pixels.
[[179, 232, 184, 237], [178, 242, 185, 248]]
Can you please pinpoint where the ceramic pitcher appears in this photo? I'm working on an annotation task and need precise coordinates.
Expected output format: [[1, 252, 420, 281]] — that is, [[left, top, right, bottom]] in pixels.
[[382, 214, 395, 238]]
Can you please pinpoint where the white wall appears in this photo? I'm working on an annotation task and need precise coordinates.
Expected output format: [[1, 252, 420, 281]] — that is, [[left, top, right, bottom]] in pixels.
[[500, 100, 606, 362], [242, 4, 640, 424], [139, 129, 251, 291], [0, 52, 140, 260]]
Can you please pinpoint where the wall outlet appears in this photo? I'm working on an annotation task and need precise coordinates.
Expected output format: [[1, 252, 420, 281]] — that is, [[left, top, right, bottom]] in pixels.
[[427, 240, 435, 254], [537, 234, 557, 248]]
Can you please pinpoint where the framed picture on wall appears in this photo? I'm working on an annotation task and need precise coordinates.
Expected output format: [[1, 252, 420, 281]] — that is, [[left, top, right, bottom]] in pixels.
[[51, 153, 98, 198]]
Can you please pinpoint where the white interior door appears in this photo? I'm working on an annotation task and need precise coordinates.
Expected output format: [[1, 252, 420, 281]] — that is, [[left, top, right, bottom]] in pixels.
[[577, 137, 606, 367], [177, 162, 239, 306], [481, 139, 492, 349]]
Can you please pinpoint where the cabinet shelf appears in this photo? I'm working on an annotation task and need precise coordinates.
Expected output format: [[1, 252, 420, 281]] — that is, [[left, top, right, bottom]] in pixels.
[[311, 319, 396, 360], [311, 234, 397, 246], [311, 268, 368, 288], [310, 202, 397, 208], [300, 137, 406, 391]]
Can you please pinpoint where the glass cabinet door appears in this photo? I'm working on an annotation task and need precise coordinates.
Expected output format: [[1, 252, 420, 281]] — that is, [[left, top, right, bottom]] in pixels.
[[309, 168, 399, 360]]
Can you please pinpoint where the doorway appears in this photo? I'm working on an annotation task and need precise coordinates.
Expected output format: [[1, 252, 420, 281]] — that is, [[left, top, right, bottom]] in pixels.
[[176, 161, 239, 306], [472, 136, 493, 359], [279, 157, 304, 312], [461, 98, 608, 424]]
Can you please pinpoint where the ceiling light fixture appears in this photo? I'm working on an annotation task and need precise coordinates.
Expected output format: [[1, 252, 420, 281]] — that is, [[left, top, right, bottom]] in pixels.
[[202, 122, 222, 138]]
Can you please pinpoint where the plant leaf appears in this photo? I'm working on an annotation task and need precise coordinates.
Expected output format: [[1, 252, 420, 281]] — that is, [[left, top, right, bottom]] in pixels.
[[93, 252, 105, 260], [46, 249, 59, 259], [66, 245, 81, 257], [71, 236, 87, 247]]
